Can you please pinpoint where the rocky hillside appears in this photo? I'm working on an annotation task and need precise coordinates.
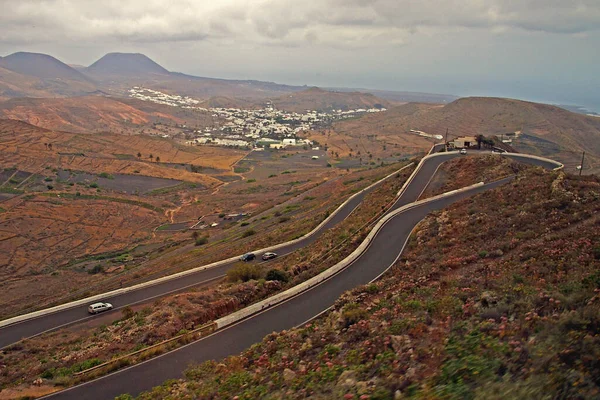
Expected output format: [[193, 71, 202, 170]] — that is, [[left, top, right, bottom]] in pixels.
[[137, 162, 600, 399], [331, 97, 600, 174]]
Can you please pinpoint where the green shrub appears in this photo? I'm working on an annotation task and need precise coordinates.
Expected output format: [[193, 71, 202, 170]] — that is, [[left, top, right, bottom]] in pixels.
[[46, 185, 54, 190], [265, 269, 289, 283], [89, 182, 99, 188], [227, 264, 262, 282], [195, 236, 209, 246], [242, 229, 256, 238], [240, 221, 250, 226], [44, 177, 53, 182], [122, 306, 134, 319], [88, 264, 104, 274], [246, 179, 256, 183], [99, 172, 114, 179], [341, 303, 368, 327], [278, 216, 290, 223]]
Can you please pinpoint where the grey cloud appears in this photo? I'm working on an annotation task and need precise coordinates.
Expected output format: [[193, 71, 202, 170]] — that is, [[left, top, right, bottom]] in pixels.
[[0, 0, 599, 48]]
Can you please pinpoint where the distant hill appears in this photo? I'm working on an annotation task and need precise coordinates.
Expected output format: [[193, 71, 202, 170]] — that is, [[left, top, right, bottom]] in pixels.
[[327, 87, 458, 104], [0, 52, 97, 97], [268, 87, 390, 112], [0, 52, 92, 83], [331, 97, 600, 173], [86, 52, 170, 77]]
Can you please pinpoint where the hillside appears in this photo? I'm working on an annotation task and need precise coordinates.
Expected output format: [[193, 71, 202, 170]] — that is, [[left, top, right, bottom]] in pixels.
[[326, 98, 600, 173], [269, 87, 390, 112], [138, 162, 600, 399], [0, 96, 204, 133], [86, 52, 170, 77], [0, 52, 97, 97], [0, 52, 92, 83]]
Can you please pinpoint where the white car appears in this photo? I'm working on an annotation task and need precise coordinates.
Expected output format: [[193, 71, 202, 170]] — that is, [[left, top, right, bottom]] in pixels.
[[262, 252, 278, 261], [460, 148, 467, 155], [88, 302, 113, 314]]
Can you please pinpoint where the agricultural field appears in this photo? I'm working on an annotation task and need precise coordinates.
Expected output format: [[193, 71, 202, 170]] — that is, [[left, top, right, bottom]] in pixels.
[[0, 113, 414, 322], [0, 193, 164, 316], [0, 161, 413, 398], [0, 119, 247, 187]]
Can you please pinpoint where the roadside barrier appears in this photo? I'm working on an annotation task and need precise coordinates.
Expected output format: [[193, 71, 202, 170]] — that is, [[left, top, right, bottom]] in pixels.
[[215, 180, 487, 329], [500, 152, 564, 170], [0, 163, 413, 330]]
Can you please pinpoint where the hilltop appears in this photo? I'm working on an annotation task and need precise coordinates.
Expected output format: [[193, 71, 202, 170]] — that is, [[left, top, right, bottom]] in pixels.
[[323, 97, 600, 173], [0, 52, 92, 83], [86, 52, 170, 77], [0, 52, 97, 97]]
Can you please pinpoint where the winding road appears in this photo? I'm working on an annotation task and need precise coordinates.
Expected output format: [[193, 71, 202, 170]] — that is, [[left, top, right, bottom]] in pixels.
[[0, 163, 410, 348], [38, 151, 561, 399]]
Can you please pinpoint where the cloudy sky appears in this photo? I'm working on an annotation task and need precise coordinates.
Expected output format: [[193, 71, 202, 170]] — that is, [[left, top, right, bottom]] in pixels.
[[1, 0, 599, 110]]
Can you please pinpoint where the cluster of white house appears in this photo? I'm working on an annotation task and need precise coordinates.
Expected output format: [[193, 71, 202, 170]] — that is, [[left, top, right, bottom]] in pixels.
[[129, 87, 386, 149]]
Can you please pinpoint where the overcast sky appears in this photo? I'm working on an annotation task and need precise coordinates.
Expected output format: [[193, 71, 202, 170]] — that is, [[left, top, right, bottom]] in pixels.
[[1, 0, 599, 110]]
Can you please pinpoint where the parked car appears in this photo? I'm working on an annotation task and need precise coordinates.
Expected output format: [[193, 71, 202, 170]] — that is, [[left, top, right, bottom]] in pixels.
[[460, 148, 467, 155], [262, 252, 278, 261], [240, 253, 256, 262], [88, 302, 113, 314]]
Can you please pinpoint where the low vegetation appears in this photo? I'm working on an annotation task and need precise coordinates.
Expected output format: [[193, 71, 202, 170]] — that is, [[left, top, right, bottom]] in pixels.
[[136, 167, 599, 399], [0, 163, 413, 395]]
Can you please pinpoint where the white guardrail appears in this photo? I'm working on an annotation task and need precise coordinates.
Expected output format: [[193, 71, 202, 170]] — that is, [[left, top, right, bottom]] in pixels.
[[215, 149, 564, 329], [215, 180, 486, 329], [501, 152, 564, 170], [0, 163, 414, 329]]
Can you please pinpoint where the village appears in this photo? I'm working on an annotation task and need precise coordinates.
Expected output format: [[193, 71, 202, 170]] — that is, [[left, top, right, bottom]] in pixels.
[[128, 87, 386, 149]]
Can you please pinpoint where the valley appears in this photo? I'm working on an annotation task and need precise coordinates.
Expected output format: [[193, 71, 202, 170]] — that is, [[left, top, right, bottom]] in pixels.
[[0, 46, 598, 400]]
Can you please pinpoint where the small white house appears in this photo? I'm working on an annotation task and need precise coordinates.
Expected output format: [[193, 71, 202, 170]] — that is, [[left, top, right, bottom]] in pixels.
[[283, 138, 297, 146]]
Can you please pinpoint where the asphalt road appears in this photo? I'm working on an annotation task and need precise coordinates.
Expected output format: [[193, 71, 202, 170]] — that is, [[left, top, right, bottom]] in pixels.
[[0, 165, 404, 348], [47, 176, 514, 400], [0, 152, 560, 348]]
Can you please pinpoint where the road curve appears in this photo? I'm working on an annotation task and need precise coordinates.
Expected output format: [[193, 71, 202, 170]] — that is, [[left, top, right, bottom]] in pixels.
[[46, 177, 514, 400], [0, 165, 409, 348], [1, 152, 561, 349], [42, 151, 562, 399]]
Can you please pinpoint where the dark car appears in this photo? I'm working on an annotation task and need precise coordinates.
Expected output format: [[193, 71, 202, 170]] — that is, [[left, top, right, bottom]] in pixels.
[[239, 253, 256, 262], [262, 252, 278, 261]]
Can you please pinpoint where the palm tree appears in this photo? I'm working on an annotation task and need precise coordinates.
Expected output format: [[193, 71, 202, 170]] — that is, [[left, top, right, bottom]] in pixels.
[[155, 156, 160, 163], [137, 152, 141, 159], [149, 154, 153, 162]]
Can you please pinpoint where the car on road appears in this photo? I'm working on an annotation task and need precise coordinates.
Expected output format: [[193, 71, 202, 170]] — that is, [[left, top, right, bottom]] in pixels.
[[88, 302, 113, 314], [240, 253, 256, 262], [262, 252, 278, 261], [460, 148, 467, 155]]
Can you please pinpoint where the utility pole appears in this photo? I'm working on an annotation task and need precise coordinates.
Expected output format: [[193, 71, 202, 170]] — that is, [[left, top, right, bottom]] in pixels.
[[445, 128, 449, 151], [580, 151, 585, 176]]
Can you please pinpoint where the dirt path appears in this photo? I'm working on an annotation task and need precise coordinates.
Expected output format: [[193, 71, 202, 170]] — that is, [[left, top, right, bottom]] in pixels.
[[164, 193, 201, 223]]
